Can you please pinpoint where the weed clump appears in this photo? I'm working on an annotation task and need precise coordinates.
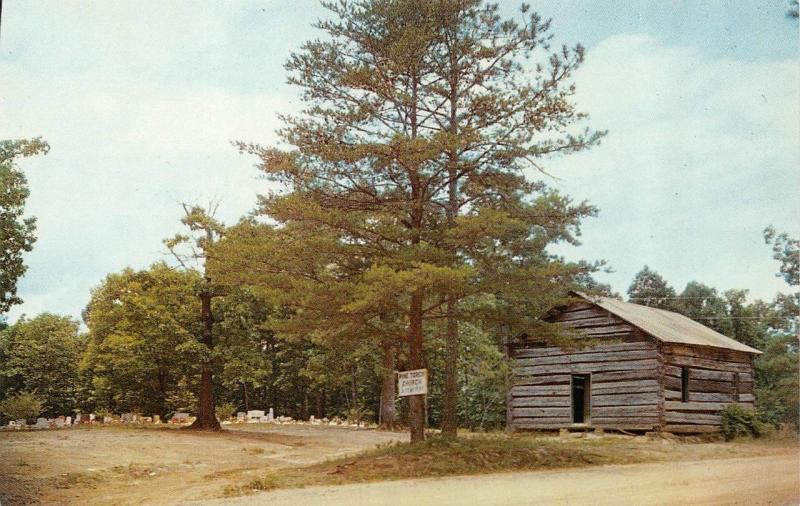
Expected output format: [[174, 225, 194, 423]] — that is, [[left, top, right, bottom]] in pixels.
[[721, 404, 769, 441]]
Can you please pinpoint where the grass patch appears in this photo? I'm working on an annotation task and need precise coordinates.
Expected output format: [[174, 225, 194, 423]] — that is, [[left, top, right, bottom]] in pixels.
[[51, 470, 106, 489], [224, 433, 647, 496], [242, 446, 268, 455]]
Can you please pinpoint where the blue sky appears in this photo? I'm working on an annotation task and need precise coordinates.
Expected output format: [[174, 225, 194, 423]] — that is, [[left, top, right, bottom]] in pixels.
[[1, 0, 798, 323]]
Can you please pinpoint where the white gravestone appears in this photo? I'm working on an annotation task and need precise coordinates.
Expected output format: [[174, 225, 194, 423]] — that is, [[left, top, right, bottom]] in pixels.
[[246, 410, 265, 422]]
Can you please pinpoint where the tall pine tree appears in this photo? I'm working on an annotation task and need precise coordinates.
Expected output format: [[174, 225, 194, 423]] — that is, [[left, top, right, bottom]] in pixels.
[[236, 0, 602, 442]]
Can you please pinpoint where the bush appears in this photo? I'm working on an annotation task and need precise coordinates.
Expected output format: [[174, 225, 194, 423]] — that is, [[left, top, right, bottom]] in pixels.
[[0, 392, 43, 421], [215, 402, 238, 421], [721, 403, 767, 440]]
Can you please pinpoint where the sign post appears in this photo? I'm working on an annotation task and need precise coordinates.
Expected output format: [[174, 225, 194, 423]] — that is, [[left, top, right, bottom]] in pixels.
[[397, 369, 428, 397]]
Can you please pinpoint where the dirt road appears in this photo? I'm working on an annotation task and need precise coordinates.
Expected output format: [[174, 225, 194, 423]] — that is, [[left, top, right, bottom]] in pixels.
[[205, 453, 800, 506]]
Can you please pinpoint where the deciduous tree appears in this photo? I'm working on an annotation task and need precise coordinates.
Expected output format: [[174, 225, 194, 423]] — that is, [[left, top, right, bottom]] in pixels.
[[81, 263, 201, 417], [0, 138, 49, 314], [0, 313, 82, 416], [165, 203, 227, 430], [627, 265, 676, 310]]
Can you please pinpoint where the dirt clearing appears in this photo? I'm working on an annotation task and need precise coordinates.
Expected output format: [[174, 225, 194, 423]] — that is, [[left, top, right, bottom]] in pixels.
[[0, 424, 403, 505]]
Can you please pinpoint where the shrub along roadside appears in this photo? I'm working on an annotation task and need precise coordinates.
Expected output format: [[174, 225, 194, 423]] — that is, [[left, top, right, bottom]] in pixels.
[[0, 391, 43, 423], [720, 404, 770, 441]]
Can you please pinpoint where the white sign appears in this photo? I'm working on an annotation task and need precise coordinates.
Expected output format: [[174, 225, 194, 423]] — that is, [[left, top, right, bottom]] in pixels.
[[398, 369, 428, 397]]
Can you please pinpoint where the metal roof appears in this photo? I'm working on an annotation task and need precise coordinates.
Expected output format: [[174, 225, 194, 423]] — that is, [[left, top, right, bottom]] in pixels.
[[572, 291, 762, 355]]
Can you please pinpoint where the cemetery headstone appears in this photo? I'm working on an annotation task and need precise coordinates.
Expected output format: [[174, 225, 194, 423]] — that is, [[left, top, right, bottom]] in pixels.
[[246, 410, 265, 422]]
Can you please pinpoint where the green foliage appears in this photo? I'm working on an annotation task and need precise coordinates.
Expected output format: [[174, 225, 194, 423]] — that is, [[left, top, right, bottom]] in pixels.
[[673, 284, 763, 349], [764, 226, 799, 287], [754, 334, 799, 428], [165, 378, 198, 414], [673, 281, 727, 332], [0, 313, 83, 416], [0, 391, 42, 421], [214, 288, 274, 410], [627, 266, 676, 309], [720, 404, 768, 441], [425, 323, 508, 431], [215, 401, 238, 421], [0, 138, 49, 313], [81, 263, 202, 416], [457, 331, 508, 432]]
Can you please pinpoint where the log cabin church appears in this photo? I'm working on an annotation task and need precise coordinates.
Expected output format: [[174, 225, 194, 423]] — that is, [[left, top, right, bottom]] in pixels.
[[507, 291, 761, 433]]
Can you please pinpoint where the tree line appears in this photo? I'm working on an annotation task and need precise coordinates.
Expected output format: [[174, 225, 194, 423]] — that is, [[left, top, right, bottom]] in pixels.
[[1, 242, 795, 431]]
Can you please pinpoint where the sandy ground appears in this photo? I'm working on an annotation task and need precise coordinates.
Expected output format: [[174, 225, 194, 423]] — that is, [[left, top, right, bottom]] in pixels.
[[205, 453, 800, 506], [0, 424, 404, 505]]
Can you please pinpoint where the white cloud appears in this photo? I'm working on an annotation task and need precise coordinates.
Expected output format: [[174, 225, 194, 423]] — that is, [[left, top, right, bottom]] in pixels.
[[0, 1, 299, 322], [547, 33, 799, 299]]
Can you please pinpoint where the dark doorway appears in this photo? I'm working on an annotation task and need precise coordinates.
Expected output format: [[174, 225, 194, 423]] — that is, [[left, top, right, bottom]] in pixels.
[[571, 374, 591, 423]]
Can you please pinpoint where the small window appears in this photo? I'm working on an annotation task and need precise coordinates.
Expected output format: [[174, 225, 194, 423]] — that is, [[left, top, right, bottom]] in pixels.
[[681, 367, 690, 402]]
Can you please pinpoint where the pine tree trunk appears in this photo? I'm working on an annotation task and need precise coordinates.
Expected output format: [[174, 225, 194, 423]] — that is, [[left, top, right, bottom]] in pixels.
[[379, 340, 397, 429], [242, 382, 249, 412], [351, 371, 361, 427], [441, 63, 461, 437], [408, 291, 425, 443], [189, 290, 220, 431], [441, 298, 458, 437]]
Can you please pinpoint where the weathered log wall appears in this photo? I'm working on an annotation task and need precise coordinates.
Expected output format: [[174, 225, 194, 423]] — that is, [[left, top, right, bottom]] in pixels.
[[662, 344, 755, 433], [509, 303, 661, 431], [509, 301, 757, 434]]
